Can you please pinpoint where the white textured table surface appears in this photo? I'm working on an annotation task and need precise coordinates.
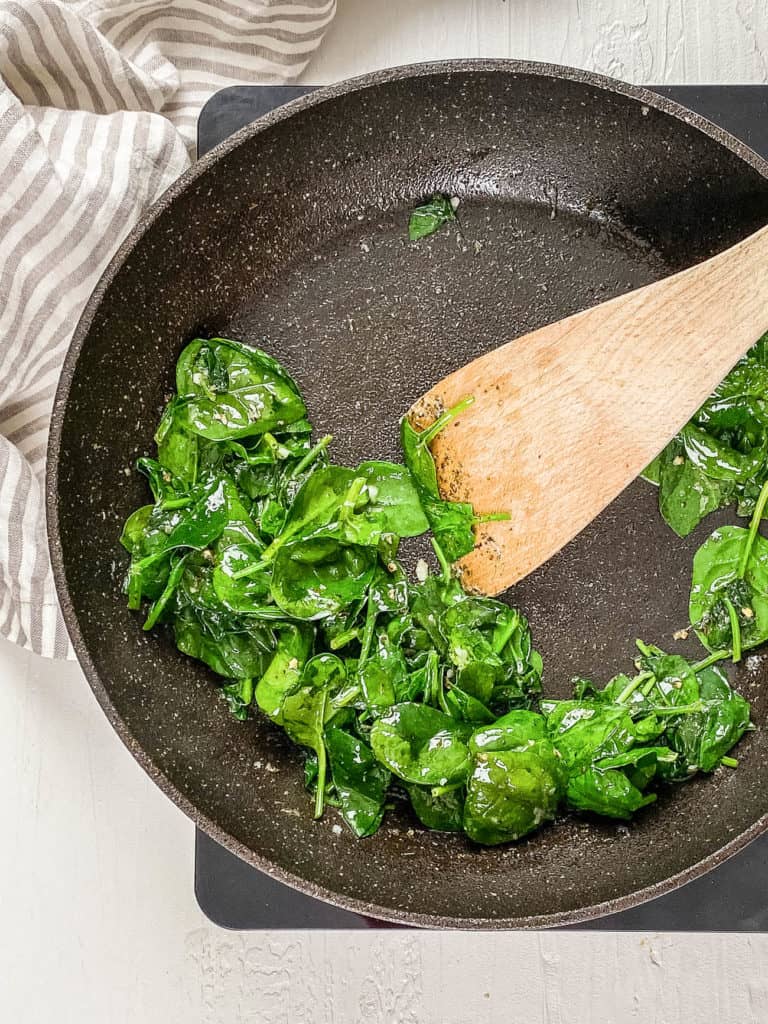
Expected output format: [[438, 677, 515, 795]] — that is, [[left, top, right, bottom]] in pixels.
[[5, 2, 768, 1021]]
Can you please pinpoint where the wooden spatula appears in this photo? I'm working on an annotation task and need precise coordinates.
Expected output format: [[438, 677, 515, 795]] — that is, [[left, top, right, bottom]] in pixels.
[[409, 224, 768, 596]]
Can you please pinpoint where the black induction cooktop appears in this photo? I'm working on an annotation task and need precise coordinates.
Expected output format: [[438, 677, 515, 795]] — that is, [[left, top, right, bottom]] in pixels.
[[195, 83, 768, 930]]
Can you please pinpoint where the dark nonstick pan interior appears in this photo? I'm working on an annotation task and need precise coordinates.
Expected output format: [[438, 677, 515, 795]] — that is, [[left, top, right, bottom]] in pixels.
[[48, 61, 768, 928]]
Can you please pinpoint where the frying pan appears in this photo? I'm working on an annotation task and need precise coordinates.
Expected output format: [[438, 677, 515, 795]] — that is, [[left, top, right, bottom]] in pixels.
[[47, 61, 768, 928]]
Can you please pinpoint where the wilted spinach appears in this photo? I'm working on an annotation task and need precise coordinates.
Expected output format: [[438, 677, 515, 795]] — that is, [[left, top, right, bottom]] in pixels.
[[689, 478, 768, 658], [121, 335, 754, 847], [401, 397, 509, 562], [408, 193, 457, 242], [326, 728, 391, 837], [645, 334, 768, 535]]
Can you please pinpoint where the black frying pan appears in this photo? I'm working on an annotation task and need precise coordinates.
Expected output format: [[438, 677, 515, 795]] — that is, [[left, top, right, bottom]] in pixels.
[[47, 61, 768, 928]]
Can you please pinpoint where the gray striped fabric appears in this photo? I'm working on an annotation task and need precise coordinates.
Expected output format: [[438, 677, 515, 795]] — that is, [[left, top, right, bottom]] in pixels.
[[0, 0, 336, 658]]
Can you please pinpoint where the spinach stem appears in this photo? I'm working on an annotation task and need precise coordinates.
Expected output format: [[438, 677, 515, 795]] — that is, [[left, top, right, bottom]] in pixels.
[[430, 537, 452, 583], [720, 755, 739, 768], [128, 548, 173, 608], [313, 688, 329, 820], [133, 548, 173, 573], [291, 434, 332, 477], [438, 681, 452, 716], [492, 615, 519, 656], [738, 477, 768, 578], [691, 650, 731, 672], [143, 553, 188, 630], [640, 675, 659, 698], [474, 511, 511, 524], [238, 605, 292, 620], [230, 558, 270, 580], [158, 496, 192, 511], [358, 598, 378, 668], [431, 782, 463, 797], [332, 684, 361, 710], [313, 742, 327, 820], [241, 677, 254, 706], [425, 650, 440, 707], [329, 627, 360, 651], [615, 671, 654, 705], [724, 597, 742, 663], [417, 395, 475, 448], [646, 701, 706, 716], [340, 476, 367, 522]]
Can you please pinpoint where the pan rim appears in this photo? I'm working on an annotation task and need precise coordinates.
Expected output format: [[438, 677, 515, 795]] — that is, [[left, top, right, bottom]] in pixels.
[[46, 58, 768, 930]]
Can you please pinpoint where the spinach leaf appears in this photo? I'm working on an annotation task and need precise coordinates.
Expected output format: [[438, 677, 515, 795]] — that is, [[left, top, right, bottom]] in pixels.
[[401, 398, 507, 563], [408, 193, 456, 241], [281, 685, 330, 818], [441, 598, 542, 707], [682, 423, 766, 483], [143, 552, 189, 629], [470, 709, 548, 753], [174, 607, 275, 680], [369, 703, 472, 786], [326, 728, 390, 837], [271, 654, 348, 819], [655, 438, 730, 537], [690, 481, 768, 655], [155, 397, 198, 487], [265, 461, 428, 557], [635, 650, 701, 708], [176, 337, 306, 440], [254, 624, 313, 721], [445, 623, 501, 704], [123, 476, 233, 609], [212, 542, 271, 612], [120, 505, 154, 555], [271, 538, 376, 620], [419, 495, 480, 564], [406, 784, 465, 832], [357, 461, 430, 538], [442, 685, 496, 725], [165, 477, 229, 549], [463, 742, 563, 845], [662, 664, 752, 777], [565, 766, 656, 819], [358, 640, 408, 714], [543, 701, 637, 769], [136, 457, 184, 503], [219, 677, 254, 721], [369, 564, 409, 616], [408, 573, 458, 654], [262, 466, 357, 557], [647, 334, 768, 533]]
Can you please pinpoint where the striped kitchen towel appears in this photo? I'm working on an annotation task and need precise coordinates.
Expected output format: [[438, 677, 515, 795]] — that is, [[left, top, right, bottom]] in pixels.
[[0, 0, 336, 658]]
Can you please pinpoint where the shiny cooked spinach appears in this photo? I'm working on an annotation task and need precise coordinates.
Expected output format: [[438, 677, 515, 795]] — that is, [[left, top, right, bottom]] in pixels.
[[408, 193, 457, 242], [121, 335, 753, 845], [644, 332, 768, 666], [644, 335, 768, 536]]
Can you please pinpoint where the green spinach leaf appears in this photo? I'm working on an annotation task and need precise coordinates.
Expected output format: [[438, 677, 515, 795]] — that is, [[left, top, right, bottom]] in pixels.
[[176, 337, 307, 440], [369, 703, 472, 786], [408, 193, 456, 241], [271, 538, 376, 620], [463, 742, 563, 845], [406, 784, 465, 832], [326, 728, 390, 837], [690, 481, 768, 655]]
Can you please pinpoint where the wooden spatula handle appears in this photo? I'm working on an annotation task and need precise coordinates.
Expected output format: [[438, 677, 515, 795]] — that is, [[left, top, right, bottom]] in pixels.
[[412, 223, 768, 595]]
